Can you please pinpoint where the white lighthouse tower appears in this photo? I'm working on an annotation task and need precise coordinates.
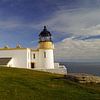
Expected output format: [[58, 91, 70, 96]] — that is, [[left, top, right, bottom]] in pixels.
[[38, 26, 54, 69]]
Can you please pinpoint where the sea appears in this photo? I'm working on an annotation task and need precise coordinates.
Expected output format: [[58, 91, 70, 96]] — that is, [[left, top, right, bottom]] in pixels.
[[60, 62, 100, 76]]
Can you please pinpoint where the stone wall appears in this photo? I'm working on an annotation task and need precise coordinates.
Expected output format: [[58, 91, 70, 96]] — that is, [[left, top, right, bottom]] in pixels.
[[34, 68, 67, 75]]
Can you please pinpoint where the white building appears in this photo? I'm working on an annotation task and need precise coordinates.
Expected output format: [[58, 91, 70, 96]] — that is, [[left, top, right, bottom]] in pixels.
[[0, 26, 67, 74]]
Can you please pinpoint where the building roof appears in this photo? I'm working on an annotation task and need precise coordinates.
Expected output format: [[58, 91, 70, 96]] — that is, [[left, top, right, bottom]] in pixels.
[[0, 58, 12, 65], [0, 48, 27, 51]]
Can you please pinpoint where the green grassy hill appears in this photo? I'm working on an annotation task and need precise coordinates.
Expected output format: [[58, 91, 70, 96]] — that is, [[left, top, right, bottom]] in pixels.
[[0, 67, 100, 100]]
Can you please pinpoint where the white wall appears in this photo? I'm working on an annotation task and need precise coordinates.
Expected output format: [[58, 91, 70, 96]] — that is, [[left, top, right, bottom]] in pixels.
[[0, 49, 28, 68], [38, 49, 54, 69], [31, 51, 39, 68], [7, 58, 13, 67], [27, 48, 31, 69], [0, 48, 55, 69]]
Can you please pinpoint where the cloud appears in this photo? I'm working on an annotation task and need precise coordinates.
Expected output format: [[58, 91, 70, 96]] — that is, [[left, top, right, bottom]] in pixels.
[[37, 8, 100, 37], [54, 37, 100, 62], [73, 35, 100, 40], [0, 18, 37, 31], [1, 2, 100, 37], [0, 20, 22, 29], [34, 7, 100, 61], [0, 0, 100, 62]]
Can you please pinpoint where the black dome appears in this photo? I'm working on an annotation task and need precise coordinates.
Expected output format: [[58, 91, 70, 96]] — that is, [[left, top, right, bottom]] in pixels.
[[39, 26, 52, 37]]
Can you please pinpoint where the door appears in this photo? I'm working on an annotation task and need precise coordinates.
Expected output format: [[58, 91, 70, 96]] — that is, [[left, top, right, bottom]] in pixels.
[[31, 62, 35, 68]]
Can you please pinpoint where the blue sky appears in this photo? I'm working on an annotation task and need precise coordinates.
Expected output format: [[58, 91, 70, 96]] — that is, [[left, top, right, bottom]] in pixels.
[[0, 0, 71, 47], [0, 0, 100, 61]]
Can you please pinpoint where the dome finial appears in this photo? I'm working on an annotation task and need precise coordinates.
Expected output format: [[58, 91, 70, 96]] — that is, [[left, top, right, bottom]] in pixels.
[[43, 26, 47, 31], [44, 26, 46, 29]]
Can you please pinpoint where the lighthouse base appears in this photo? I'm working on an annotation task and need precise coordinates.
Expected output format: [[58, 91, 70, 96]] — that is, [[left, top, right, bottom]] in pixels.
[[33, 63, 67, 75]]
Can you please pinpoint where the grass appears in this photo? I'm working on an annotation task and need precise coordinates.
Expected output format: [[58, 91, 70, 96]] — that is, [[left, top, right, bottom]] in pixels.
[[0, 67, 100, 100]]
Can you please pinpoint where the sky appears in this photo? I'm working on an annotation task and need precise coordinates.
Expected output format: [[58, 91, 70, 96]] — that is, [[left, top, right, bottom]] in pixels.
[[0, 0, 100, 62]]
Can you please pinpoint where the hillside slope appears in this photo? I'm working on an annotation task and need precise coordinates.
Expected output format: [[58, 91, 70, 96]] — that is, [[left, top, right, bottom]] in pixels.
[[0, 67, 100, 100]]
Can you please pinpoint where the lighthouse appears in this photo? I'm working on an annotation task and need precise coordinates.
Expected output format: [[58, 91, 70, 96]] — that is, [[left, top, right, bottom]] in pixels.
[[0, 26, 66, 74], [38, 26, 54, 69]]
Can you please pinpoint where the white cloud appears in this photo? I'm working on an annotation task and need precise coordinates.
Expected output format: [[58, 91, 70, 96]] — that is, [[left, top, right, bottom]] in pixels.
[[0, 20, 21, 29], [33, 8, 100, 61], [54, 38, 100, 62], [0, 19, 32, 30], [37, 8, 100, 36], [0, 5, 100, 61]]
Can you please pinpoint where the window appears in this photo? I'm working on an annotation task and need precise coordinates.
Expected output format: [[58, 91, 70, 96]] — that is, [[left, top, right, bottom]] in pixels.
[[44, 52, 46, 58], [33, 54, 35, 59]]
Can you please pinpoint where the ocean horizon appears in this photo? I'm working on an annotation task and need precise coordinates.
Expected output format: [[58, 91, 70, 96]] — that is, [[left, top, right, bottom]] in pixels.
[[60, 62, 100, 76]]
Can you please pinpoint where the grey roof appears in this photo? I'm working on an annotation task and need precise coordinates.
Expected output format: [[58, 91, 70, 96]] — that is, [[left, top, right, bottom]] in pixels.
[[0, 58, 12, 65]]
